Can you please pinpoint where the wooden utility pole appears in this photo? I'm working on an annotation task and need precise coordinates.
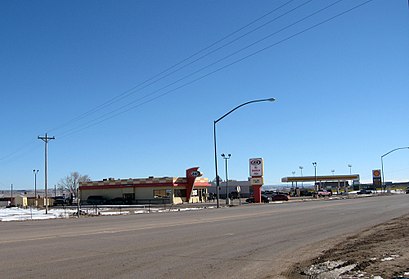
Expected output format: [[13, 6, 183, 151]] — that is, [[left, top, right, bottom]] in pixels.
[[38, 133, 55, 214]]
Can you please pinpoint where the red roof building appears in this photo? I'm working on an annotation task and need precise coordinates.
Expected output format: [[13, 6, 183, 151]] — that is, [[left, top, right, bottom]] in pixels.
[[79, 167, 210, 204]]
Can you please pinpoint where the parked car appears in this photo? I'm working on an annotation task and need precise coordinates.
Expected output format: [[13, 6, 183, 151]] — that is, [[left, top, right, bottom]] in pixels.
[[270, 194, 289, 201], [228, 191, 240, 199], [246, 194, 269, 203], [316, 190, 332, 197], [53, 196, 69, 206], [106, 197, 127, 205], [86, 195, 107, 205], [406, 188, 409, 194], [357, 189, 372, 195]]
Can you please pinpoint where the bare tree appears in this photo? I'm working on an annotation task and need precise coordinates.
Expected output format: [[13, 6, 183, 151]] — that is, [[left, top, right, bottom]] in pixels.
[[57, 171, 91, 196]]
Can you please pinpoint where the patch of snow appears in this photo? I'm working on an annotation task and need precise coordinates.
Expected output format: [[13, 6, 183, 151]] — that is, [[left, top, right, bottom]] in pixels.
[[1, 205, 213, 222], [0, 207, 76, 221], [381, 254, 399, 262], [100, 211, 130, 216], [304, 260, 357, 278]]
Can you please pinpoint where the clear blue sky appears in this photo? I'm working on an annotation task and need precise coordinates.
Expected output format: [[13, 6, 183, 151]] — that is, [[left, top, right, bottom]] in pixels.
[[1, 0, 408, 190]]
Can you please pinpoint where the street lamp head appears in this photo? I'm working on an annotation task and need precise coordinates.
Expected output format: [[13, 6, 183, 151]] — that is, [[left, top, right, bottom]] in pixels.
[[221, 153, 225, 157], [267, 97, 276, 102], [312, 162, 317, 167], [299, 166, 303, 169]]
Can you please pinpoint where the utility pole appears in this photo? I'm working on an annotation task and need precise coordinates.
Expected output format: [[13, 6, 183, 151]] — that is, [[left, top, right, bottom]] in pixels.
[[38, 133, 55, 214]]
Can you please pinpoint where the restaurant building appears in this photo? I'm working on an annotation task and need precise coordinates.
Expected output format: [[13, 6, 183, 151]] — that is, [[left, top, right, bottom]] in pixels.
[[79, 167, 210, 205]]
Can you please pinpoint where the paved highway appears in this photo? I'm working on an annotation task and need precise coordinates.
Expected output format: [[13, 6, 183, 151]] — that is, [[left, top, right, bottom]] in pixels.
[[1, 194, 408, 279]]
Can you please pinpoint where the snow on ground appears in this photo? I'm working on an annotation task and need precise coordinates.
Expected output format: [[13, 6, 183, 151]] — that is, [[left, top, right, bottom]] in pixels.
[[0, 205, 209, 222], [0, 207, 76, 221]]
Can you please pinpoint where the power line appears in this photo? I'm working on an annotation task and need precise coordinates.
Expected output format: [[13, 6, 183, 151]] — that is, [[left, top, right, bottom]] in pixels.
[[2, 0, 302, 161], [0, 141, 39, 162], [47, 0, 298, 134], [59, 0, 324, 138], [58, 0, 374, 139]]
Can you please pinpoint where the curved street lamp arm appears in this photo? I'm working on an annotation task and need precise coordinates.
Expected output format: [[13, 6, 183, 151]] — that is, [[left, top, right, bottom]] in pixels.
[[214, 98, 275, 124], [380, 146, 409, 189], [381, 147, 409, 158]]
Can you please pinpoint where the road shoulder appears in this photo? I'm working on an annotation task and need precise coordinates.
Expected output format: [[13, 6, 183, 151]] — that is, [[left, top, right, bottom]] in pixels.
[[283, 214, 409, 278]]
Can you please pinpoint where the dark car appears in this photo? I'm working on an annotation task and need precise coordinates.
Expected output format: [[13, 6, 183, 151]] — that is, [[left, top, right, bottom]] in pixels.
[[270, 194, 289, 201], [246, 194, 269, 203], [106, 197, 128, 205], [53, 196, 69, 206], [406, 188, 409, 194], [86, 195, 107, 205], [228, 191, 240, 199], [357, 189, 372, 195]]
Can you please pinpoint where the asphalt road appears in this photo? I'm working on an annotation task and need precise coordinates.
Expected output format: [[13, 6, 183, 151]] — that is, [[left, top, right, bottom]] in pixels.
[[1, 194, 409, 279]]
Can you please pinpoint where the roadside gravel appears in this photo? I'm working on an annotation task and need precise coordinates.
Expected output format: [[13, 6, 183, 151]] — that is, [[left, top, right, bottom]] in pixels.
[[284, 214, 409, 279]]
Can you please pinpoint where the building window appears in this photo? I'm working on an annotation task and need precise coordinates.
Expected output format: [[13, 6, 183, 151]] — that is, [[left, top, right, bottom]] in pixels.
[[153, 189, 170, 198], [174, 189, 186, 198], [123, 193, 135, 201]]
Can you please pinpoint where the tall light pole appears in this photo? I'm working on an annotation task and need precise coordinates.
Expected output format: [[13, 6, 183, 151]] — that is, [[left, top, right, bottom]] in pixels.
[[348, 164, 352, 175], [221, 153, 231, 205], [299, 166, 303, 187], [10, 183, 13, 205], [381, 147, 409, 191], [213, 97, 276, 208], [331, 169, 335, 176], [38, 133, 55, 214], [312, 162, 317, 191], [33, 169, 39, 207]]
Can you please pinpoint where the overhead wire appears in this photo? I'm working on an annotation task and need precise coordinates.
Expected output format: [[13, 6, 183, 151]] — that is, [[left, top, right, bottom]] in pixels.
[[0, 141, 39, 162], [58, 0, 375, 139], [58, 0, 322, 138], [1, 0, 376, 163], [2, 0, 299, 162], [47, 0, 298, 134]]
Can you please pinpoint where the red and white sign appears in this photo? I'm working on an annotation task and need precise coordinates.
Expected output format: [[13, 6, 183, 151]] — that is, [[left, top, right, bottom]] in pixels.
[[249, 158, 264, 177], [372, 169, 381, 178]]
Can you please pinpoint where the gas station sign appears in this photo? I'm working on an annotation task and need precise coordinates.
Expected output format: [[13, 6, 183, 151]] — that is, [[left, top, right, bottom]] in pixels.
[[249, 158, 264, 177]]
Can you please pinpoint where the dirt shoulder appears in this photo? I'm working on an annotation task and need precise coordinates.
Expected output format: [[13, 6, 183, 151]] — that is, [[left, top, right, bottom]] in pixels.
[[284, 214, 409, 279]]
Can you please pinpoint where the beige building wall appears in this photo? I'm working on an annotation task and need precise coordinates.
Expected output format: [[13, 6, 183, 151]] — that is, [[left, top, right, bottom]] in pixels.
[[80, 185, 207, 204], [14, 195, 28, 207]]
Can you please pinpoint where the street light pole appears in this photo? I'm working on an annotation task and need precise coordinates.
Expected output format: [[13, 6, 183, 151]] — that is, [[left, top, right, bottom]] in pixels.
[[33, 169, 39, 207], [299, 166, 303, 187], [312, 162, 317, 192], [213, 121, 221, 208], [381, 147, 409, 191], [348, 164, 352, 175], [213, 97, 275, 208], [221, 153, 231, 205], [10, 183, 13, 205]]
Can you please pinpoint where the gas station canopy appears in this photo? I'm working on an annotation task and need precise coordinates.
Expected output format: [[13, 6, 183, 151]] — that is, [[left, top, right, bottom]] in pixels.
[[281, 174, 359, 183]]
